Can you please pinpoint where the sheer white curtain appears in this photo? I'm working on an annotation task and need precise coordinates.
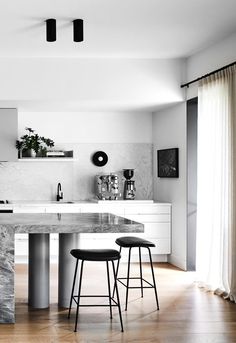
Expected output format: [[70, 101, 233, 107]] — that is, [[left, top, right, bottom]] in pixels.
[[196, 66, 236, 301]]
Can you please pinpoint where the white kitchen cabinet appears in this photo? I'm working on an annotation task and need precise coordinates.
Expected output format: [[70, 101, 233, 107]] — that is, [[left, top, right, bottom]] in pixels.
[[123, 204, 171, 255], [45, 205, 81, 213], [14, 205, 46, 250], [79, 204, 125, 216], [0, 108, 18, 161], [79, 202, 171, 260], [13, 205, 46, 213], [13, 201, 171, 262]]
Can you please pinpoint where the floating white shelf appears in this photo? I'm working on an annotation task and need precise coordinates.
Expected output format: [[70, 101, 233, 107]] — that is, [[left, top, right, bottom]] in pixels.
[[18, 158, 75, 162]]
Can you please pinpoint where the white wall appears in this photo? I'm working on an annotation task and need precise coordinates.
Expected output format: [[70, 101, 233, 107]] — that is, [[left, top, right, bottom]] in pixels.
[[152, 103, 187, 270], [186, 30, 236, 99], [0, 111, 153, 201], [0, 58, 184, 111], [18, 111, 152, 143]]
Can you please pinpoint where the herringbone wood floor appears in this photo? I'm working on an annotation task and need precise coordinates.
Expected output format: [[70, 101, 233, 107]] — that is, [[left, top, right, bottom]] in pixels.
[[1, 262, 236, 343]]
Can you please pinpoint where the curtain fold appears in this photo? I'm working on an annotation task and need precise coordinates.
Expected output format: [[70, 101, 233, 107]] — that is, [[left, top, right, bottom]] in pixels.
[[196, 66, 236, 301]]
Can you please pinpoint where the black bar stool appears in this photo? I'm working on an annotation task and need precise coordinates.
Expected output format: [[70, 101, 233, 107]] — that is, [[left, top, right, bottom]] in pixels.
[[68, 248, 124, 332], [113, 236, 159, 311]]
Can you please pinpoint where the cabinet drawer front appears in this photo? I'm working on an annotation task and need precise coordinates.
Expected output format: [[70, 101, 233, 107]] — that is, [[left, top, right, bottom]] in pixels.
[[124, 237, 171, 254], [80, 205, 100, 213], [13, 206, 46, 213], [76, 237, 118, 250], [143, 223, 170, 238], [45, 206, 80, 213], [124, 214, 170, 223], [124, 205, 171, 215], [80, 205, 125, 215], [15, 233, 28, 240], [98, 207, 125, 215], [15, 239, 28, 255], [77, 236, 171, 254]]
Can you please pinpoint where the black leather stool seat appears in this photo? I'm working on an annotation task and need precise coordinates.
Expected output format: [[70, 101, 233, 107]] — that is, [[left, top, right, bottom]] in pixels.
[[70, 249, 121, 261], [115, 236, 155, 248]]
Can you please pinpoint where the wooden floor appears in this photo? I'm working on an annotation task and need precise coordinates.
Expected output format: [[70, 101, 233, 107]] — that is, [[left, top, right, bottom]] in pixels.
[[1, 262, 236, 343]]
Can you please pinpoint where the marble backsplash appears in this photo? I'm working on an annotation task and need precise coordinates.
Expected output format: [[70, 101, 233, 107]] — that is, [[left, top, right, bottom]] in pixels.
[[0, 143, 153, 201]]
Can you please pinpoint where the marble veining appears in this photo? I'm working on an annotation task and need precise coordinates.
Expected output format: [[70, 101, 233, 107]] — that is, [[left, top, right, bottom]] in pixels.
[[0, 143, 153, 201], [0, 226, 14, 323], [0, 213, 143, 323]]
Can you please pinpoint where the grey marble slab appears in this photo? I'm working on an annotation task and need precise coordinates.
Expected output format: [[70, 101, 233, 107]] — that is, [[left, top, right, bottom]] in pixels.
[[0, 213, 143, 234], [0, 212, 143, 323]]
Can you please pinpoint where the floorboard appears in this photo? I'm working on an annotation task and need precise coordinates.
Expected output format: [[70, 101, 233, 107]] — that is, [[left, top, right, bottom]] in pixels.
[[0, 263, 235, 342]]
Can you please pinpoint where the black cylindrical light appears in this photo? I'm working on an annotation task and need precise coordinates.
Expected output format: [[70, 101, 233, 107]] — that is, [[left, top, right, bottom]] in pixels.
[[46, 19, 56, 42], [73, 19, 83, 42]]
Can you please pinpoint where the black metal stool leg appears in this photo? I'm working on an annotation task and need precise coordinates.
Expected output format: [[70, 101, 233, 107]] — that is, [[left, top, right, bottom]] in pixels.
[[74, 260, 84, 332], [125, 247, 132, 311], [68, 258, 79, 319], [112, 246, 122, 298], [112, 260, 124, 332], [147, 247, 159, 310], [106, 261, 112, 319], [138, 247, 143, 298]]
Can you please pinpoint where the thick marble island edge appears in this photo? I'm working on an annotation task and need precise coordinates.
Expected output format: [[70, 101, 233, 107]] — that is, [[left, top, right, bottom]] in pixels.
[[0, 212, 144, 233], [0, 212, 144, 323]]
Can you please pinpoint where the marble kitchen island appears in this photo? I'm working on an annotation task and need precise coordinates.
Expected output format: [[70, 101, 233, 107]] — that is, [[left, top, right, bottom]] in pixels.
[[0, 212, 144, 323]]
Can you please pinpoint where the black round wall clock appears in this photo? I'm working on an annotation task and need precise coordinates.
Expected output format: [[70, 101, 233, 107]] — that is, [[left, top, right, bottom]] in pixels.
[[92, 151, 108, 167]]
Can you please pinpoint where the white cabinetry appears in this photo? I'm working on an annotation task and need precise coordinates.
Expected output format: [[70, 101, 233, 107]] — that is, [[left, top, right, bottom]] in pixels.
[[123, 204, 171, 255], [13, 205, 46, 213], [14, 202, 171, 262], [45, 204, 81, 213], [79, 203, 171, 260], [14, 205, 46, 257], [0, 108, 18, 161]]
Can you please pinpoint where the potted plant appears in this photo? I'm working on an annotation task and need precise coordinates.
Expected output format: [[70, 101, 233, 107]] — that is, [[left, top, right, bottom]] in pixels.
[[16, 127, 55, 158]]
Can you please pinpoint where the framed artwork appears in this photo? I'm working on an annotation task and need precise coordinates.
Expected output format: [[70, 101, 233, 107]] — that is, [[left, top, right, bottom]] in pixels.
[[157, 148, 179, 178]]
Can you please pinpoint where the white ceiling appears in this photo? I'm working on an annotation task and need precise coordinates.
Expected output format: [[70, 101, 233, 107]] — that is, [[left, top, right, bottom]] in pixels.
[[0, 0, 235, 58]]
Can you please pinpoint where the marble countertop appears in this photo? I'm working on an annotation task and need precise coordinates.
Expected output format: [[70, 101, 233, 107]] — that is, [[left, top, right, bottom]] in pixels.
[[0, 212, 144, 234], [0, 212, 144, 324], [0, 200, 171, 207]]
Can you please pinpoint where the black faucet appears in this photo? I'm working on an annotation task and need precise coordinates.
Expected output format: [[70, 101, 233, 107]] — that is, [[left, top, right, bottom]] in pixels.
[[57, 183, 63, 201]]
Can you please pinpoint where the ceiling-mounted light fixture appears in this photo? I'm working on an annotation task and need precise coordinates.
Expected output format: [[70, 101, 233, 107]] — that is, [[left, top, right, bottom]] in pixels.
[[46, 18, 56, 42], [73, 19, 84, 42]]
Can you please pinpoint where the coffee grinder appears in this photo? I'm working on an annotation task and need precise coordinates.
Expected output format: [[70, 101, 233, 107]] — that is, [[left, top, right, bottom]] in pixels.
[[123, 169, 136, 200]]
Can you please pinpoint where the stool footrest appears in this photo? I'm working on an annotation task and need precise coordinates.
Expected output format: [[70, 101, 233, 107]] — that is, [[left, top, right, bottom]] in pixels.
[[117, 277, 154, 289], [72, 295, 119, 307], [68, 256, 124, 332]]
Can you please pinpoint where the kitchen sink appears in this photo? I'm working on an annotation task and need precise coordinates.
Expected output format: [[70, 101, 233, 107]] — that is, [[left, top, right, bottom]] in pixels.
[[94, 200, 154, 204], [53, 201, 75, 204]]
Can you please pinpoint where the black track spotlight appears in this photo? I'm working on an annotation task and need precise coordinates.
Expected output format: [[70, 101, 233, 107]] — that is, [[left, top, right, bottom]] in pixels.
[[46, 18, 56, 42], [73, 19, 83, 42]]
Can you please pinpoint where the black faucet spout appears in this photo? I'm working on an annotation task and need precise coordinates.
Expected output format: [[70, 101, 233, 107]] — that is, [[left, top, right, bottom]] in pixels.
[[57, 183, 63, 201]]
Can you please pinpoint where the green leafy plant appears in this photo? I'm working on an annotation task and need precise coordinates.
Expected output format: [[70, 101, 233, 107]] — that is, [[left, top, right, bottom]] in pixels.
[[16, 127, 54, 157]]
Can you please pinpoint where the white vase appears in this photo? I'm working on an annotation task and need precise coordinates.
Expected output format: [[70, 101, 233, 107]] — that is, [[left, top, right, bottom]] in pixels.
[[30, 149, 37, 158]]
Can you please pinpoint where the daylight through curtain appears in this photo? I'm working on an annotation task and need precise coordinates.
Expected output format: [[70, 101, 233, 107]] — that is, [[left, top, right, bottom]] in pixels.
[[196, 65, 236, 301]]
